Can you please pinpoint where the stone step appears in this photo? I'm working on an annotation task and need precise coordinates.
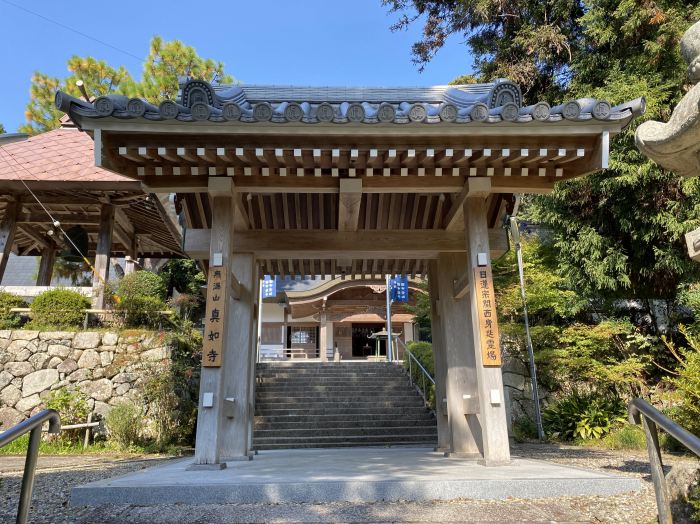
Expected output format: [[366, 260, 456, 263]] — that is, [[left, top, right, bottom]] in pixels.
[[257, 373, 406, 380], [256, 406, 432, 416], [254, 413, 435, 424], [253, 440, 437, 450], [253, 433, 437, 447], [255, 426, 438, 438], [254, 361, 436, 449], [257, 384, 410, 393], [255, 400, 425, 410], [256, 394, 423, 403], [254, 417, 435, 430]]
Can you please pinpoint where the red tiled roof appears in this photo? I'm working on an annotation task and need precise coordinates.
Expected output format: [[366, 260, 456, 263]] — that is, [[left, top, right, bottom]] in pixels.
[[0, 127, 131, 184]]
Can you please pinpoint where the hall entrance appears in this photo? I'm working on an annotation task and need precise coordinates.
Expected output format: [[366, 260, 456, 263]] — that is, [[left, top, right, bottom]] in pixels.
[[352, 322, 386, 358]]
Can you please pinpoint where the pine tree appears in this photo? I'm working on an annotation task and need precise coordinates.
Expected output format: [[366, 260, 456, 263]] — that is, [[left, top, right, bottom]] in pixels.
[[19, 36, 235, 135]]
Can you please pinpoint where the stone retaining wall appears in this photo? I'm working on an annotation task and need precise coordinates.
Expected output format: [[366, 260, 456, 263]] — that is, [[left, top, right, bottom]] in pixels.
[[0, 330, 172, 429]]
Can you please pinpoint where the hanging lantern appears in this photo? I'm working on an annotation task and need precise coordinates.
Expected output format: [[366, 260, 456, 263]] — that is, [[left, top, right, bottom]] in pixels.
[[60, 225, 88, 262]]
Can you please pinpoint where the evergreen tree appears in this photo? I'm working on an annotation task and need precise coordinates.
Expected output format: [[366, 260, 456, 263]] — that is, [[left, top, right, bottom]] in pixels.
[[20, 36, 234, 135], [386, 0, 700, 305], [0, 123, 5, 134], [20, 58, 131, 135]]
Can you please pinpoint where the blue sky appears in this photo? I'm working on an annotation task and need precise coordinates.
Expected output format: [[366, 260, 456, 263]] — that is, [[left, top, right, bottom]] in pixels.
[[0, 0, 473, 133]]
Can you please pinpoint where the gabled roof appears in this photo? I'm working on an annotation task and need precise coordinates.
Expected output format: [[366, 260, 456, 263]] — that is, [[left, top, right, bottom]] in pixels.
[[56, 78, 645, 127], [0, 127, 136, 188], [0, 126, 184, 257]]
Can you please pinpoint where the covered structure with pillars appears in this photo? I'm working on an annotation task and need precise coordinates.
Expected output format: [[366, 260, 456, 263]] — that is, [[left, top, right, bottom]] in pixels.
[[58, 78, 643, 467], [0, 121, 184, 306], [260, 276, 423, 361]]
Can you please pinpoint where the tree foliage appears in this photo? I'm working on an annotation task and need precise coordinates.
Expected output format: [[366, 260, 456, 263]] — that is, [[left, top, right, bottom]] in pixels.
[[20, 36, 235, 135], [0, 123, 6, 134], [387, 1, 700, 303]]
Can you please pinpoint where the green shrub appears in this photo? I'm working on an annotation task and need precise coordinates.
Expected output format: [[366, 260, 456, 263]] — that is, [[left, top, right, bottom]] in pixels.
[[0, 291, 27, 329], [117, 271, 166, 302], [543, 392, 626, 441], [105, 402, 142, 449], [665, 328, 700, 438], [29, 289, 89, 328], [116, 271, 168, 327], [405, 341, 436, 409], [513, 417, 538, 443], [44, 386, 90, 442], [596, 423, 647, 450], [142, 367, 197, 446]]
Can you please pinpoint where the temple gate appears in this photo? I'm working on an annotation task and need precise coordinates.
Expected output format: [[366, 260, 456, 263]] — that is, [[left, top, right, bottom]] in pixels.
[[57, 79, 644, 467]]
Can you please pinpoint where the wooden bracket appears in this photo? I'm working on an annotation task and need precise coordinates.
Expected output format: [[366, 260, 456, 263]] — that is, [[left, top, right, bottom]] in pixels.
[[453, 271, 470, 300]]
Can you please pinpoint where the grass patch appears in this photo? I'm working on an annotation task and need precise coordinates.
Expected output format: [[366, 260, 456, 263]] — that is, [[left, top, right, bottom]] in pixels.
[[574, 423, 647, 450], [0, 434, 187, 456]]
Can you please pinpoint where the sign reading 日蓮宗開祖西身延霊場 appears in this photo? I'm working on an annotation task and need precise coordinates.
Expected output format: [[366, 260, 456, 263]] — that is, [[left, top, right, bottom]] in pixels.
[[473, 266, 502, 366]]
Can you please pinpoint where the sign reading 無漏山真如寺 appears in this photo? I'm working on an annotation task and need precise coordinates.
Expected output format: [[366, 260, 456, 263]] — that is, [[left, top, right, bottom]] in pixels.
[[473, 266, 502, 366], [202, 266, 227, 367]]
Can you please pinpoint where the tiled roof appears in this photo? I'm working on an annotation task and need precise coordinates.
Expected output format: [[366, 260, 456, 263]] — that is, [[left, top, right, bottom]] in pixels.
[[56, 79, 646, 127], [0, 127, 132, 183]]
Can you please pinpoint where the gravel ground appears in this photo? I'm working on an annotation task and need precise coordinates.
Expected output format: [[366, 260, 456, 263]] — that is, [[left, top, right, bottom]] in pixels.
[[0, 443, 697, 523]]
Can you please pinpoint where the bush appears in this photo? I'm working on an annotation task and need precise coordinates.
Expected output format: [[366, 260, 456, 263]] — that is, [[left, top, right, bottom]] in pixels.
[[117, 271, 166, 302], [142, 367, 197, 446], [513, 417, 538, 443], [44, 386, 90, 442], [105, 402, 143, 449], [543, 392, 626, 441], [30, 289, 89, 328], [664, 328, 700, 438], [116, 271, 168, 327], [596, 423, 647, 450], [0, 291, 26, 329], [405, 341, 436, 409]]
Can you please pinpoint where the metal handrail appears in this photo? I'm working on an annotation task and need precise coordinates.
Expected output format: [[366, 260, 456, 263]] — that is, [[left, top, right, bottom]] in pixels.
[[0, 409, 61, 524], [397, 339, 435, 409], [628, 398, 700, 524]]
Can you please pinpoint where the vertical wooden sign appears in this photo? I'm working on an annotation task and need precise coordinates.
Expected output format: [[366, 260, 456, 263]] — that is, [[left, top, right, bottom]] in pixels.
[[202, 266, 227, 367], [473, 266, 502, 366]]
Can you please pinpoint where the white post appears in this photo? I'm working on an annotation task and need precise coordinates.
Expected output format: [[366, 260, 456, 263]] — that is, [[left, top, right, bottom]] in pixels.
[[385, 274, 393, 361]]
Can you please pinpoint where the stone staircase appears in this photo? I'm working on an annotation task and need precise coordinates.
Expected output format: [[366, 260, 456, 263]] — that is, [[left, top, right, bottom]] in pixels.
[[253, 362, 437, 450]]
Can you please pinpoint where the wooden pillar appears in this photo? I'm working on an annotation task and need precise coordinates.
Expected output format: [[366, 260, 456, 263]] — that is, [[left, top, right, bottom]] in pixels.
[[0, 200, 21, 285], [92, 203, 115, 309], [124, 235, 137, 275], [219, 252, 256, 459], [435, 253, 481, 457], [427, 260, 451, 452], [36, 245, 56, 286], [319, 307, 328, 361], [246, 270, 261, 456], [463, 186, 511, 465], [193, 180, 234, 467]]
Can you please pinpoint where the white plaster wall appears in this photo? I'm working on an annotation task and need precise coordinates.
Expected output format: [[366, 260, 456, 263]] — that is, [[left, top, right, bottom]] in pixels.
[[261, 302, 285, 323]]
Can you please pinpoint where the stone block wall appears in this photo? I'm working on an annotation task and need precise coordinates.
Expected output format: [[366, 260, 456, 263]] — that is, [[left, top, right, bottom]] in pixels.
[[0, 330, 172, 429]]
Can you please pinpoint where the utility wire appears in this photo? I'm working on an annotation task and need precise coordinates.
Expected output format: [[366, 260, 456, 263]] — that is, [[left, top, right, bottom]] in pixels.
[[1, 0, 143, 64], [0, 144, 109, 290]]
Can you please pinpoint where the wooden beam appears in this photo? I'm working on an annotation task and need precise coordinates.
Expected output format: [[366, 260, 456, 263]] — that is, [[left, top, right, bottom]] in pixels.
[[186, 229, 465, 259], [36, 245, 57, 286], [453, 270, 470, 300], [444, 178, 492, 231], [338, 179, 362, 232], [0, 200, 21, 284], [92, 203, 115, 309]]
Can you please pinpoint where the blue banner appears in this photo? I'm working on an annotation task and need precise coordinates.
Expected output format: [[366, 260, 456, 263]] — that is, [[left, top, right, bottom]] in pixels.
[[390, 275, 409, 302], [261, 275, 276, 298]]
